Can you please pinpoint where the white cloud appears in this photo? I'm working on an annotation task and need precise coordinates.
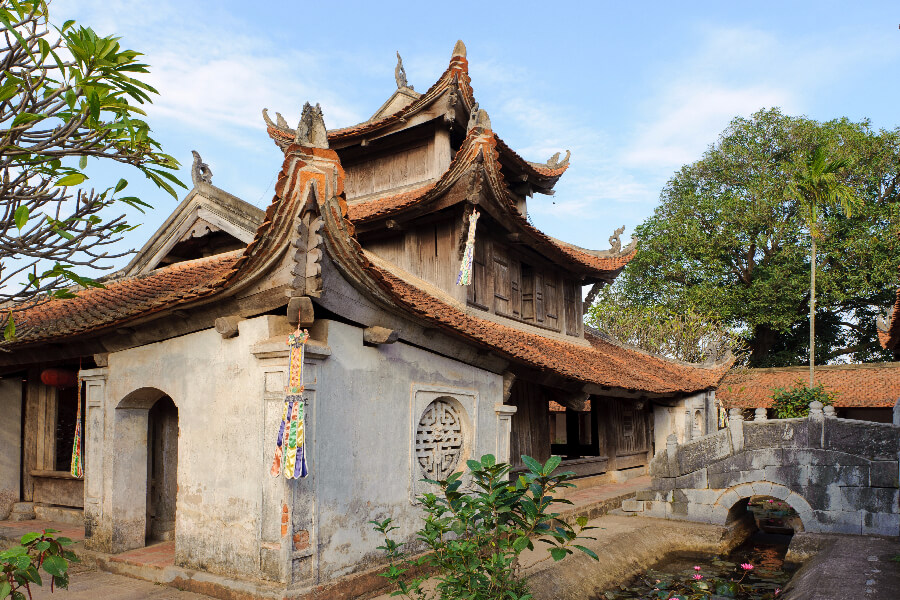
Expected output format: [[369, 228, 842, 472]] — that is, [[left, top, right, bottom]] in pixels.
[[622, 83, 795, 169]]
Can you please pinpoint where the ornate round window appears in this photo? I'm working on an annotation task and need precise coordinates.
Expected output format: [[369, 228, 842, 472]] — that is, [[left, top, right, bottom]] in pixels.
[[415, 399, 465, 480]]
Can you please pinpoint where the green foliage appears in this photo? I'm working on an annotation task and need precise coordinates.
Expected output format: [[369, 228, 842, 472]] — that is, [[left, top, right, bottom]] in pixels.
[[770, 380, 836, 419], [0, 0, 185, 339], [586, 287, 747, 364], [1, 529, 78, 599], [370, 454, 598, 600], [610, 108, 900, 367]]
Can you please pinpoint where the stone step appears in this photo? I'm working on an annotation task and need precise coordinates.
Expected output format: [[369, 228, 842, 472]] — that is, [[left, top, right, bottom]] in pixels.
[[8, 502, 35, 521], [33, 505, 83, 526]]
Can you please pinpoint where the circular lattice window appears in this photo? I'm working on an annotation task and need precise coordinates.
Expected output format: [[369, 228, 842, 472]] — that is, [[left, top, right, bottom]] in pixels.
[[415, 399, 465, 480]]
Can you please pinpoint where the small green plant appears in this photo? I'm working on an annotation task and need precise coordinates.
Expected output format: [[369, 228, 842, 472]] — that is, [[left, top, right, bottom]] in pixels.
[[770, 380, 836, 419], [370, 454, 598, 600], [1, 529, 78, 599]]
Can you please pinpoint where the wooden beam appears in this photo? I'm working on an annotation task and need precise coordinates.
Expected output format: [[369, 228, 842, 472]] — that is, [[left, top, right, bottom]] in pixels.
[[287, 296, 315, 326], [214, 316, 242, 338], [363, 326, 399, 345]]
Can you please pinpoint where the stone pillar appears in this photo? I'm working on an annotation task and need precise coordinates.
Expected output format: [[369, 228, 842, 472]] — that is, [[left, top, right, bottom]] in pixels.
[[754, 408, 768, 421], [728, 408, 744, 453], [823, 405, 836, 418], [665, 433, 679, 474], [80, 368, 107, 544], [0, 378, 23, 520], [892, 397, 899, 426], [808, 401, 825, 449], [494, 404, 518, 465]]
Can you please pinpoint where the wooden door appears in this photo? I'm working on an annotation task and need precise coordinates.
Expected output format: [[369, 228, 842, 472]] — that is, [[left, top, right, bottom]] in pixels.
[[147, 396, 178, 542]]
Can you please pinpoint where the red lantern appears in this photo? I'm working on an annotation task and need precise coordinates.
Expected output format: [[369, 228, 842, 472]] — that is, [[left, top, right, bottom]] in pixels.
[[40, 368, 78, 389]]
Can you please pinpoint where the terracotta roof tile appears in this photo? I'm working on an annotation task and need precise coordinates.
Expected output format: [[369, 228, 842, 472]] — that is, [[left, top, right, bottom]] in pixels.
[[346, 182, 436, 222], [718, 363, 900, 408], [9, 253, 238, 345]]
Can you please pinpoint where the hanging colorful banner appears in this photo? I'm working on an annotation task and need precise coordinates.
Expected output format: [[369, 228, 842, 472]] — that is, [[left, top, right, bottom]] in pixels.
[[456, 209, 480, 286], [270, 327, 310, 479], [70, 376, 83, 478]]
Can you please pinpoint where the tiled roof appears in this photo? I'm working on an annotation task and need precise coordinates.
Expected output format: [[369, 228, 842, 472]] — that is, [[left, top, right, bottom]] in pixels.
[[9, 253, 239, 344], [718, 363, 900, 408], [346, 182, 435, 222]]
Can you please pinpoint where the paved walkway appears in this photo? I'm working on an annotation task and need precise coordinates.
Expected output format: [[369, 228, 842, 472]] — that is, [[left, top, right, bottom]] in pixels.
[[27, 570, 213, 599], [0, 519, 85, 544]]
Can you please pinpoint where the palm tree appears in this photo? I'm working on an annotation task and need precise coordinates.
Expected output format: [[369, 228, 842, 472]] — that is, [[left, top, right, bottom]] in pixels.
[[788, 144, 858, 385]]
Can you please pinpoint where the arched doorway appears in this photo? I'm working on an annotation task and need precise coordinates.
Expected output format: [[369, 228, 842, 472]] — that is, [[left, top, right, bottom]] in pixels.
[[147, 396, 178, 542], [112, 387, 180, 551]]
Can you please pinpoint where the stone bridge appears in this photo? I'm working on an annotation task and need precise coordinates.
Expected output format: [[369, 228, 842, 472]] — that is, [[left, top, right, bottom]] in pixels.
[[624, 402, 900, 536]]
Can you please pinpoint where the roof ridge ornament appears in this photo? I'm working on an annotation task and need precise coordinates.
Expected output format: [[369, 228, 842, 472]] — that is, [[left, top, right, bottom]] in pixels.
[[452, 39, 467, 58], [191, 150, 213, 186], [467, 104, 491, 133], [395, 51, 413, 90], [295, 102, 329, 149], [547, 150, 571, 169], [609, 225, 625, 253]]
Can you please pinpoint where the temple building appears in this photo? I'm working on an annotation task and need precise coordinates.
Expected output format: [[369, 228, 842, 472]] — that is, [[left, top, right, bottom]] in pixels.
[[0, 42, 730, 598]]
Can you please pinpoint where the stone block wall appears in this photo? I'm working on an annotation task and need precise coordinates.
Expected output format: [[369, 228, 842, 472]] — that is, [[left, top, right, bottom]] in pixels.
[[627, 404, 900, 536]]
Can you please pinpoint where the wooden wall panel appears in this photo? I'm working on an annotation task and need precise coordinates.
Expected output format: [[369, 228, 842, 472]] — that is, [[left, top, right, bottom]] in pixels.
[[23, 375, 58, 501], [544, 275, 559, 330], [564, 281, 578, 336], [344, 143, 433, 199], [492, 251, 511, 316], [366, 235, 406, 269], [508, 382, 550, 469]]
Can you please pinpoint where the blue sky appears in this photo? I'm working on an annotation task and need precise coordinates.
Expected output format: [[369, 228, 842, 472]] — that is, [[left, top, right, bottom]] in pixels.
[[54, 0, 900, 268]]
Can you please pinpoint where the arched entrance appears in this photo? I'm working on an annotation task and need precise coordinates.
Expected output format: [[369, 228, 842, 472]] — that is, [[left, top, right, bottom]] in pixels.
[[147, 396, 178, 542], [112, 387, 180, 551]]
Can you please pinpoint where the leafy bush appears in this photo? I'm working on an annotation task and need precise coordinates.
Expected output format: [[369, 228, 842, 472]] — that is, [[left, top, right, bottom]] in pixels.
[[1, 529, 78, 599], [770, 380, 836, 419], [370, 454, 598, 600]]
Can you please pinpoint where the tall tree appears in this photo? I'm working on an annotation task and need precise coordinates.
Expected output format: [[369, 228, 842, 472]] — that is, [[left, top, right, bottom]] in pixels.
[[788, 145, 857, 384], [607, 109, 900, 368], [0, 0, 184, 339]]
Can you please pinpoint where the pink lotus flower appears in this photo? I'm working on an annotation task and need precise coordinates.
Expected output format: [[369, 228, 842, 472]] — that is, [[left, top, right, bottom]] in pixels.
[[694, 565, 702, 571], [693, 574, 703, 580], [740, 563, 754, 571], [768, 499, 774, 503]]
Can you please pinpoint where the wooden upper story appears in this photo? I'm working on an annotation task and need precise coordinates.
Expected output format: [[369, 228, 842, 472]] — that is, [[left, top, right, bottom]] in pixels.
[[263, 40, 636, 342]]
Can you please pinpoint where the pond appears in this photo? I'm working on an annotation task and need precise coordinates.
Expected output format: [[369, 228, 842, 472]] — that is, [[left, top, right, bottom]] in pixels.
[[600, 497, 800, 600]]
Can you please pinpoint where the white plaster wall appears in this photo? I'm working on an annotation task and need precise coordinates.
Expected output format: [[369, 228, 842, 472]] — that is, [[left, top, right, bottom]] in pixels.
[[308, 320, 503, 582], [100, 315, 276, 579], [652, 392, 715, 454], [0, 378, 23, 519]]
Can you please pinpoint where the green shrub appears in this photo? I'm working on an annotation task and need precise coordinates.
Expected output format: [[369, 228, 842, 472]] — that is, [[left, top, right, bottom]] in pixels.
[[1, 529, 78, 599], [370, 454, 598, 600], [770, 380, 836, 419]]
